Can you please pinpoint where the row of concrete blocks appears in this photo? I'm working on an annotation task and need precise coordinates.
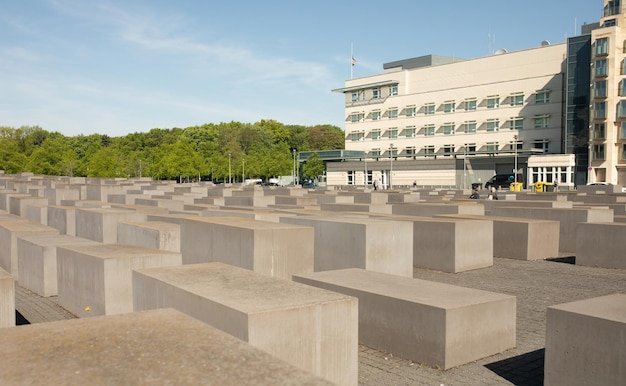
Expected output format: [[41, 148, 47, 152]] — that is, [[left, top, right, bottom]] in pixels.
[[2, 260, 624, 385]]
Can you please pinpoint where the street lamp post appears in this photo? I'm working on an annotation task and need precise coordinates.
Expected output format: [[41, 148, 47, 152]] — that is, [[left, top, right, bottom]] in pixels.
[[513, 135, 518, 191], [228, 153, 232, 184], [242, 159, 245, 184], [389, 143, 394, 190], [292, 149, 296, 185]]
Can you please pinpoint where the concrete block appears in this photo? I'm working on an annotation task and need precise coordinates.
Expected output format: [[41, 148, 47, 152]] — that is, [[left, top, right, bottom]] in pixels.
[[75, 208, 146, 243], [0, 308, 331, 385], [280, 215, 413, 277], [0, 221, 59, 279], [545, 294, 626, 386], [436, 214, 560, 260], [180, 217, 314, 280], [117, 221, 180, 252], [17, 234, 100, 297], [490, 206, 614, 253], [392, 202, 485, 216], [0, 267, 15, 328], [294, 268, 516, 370], [576, 222, 626, 269], [133, 263, 357, 385], [47, 205, 77, 236], [25, 204, 48, 225], [8, 196, 48, 217], [57, 244, 182, 317]]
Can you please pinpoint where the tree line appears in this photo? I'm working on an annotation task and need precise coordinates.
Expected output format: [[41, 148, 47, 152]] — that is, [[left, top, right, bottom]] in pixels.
[[0, 121, 344, 182]]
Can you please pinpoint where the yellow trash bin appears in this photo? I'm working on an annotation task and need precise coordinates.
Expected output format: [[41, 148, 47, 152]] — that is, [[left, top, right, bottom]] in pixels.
[[510, 182, 522, 192], [534, 182, 545, 192]]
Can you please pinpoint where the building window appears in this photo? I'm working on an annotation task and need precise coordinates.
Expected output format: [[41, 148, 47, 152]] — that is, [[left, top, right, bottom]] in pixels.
[[350, 131, 364, 141], [464, 98, 477, 111], [388, 128, 398, 139], [443, 144, 455, 156], [389, 85, 398, 96], [424, 145, 435, 155], [347, 171, 354, 185], [620, 80, 626, 96], [533, 139, 549, 152], [405, 105, 416, 117], [596, 59, 608, 77], [534, 115, 550, 129], [351, 92, 359, 102], [372, 88, 381, 99], [487, 95, 500, 109], [444, 100, 455, 113], [371, 129, 381, 141], [405, 126, 416, 138], [443, 123, 455, 135], [464, 121, 477, 133], [465, 143, 477, 154], [388, 108, 398, 119], [486, 119, 499, 132], [621, 122, 626, 138], [595, 80, 607, 98], [536, 90, 550, 104], [424, 124, 435, 136], [372, 110, 381, 121], [406, 146, 416, 155], [350, 112, 362, 123], [594, 102, 606, 119], [622, 144, 626, 160], [371, 148, 380, 157], [595, 37, 609, 56], [593, 144, 605, 160], [618, 100, 626, 118], [622, 59, 626, 75], [593, 123, 606, 140], [510, 93, 524, 106], [509, 139, 523, 151], [604, 19, 617, 27], [486, 142, 499, 152], [389, 147, 397, 157], [510, 117, 524, 130], [424, 103, 435, 115]]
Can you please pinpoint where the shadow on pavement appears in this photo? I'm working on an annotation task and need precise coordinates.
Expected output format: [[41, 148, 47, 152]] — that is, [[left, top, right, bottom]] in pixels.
[[545, 256, 575, 265], [484, 348, 544, 386]]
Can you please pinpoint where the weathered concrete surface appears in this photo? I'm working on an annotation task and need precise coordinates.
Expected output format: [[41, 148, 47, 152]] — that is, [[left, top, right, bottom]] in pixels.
[[545, 294, 626, 386], [57, 243, 181, 317], [180, 216, 314, 280], [117, 221, 180, 252], [280, 215, 413, 277], [17, 234, 100, 297], [75, 208, 146, 243], [0, 308, 332, 385], [576, 222, 626, 269], [392, 202, 485, 216], [133, 263, 357, 385], [294, 268, 516, 370], [0, 267, 15, 328], [0, 221, 60, 280]]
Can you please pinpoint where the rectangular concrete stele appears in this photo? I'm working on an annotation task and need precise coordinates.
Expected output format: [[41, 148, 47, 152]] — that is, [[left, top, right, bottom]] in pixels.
[[75, 208, 146, 243], [57, 243, 182, 317], [490, 206, 614, 253], [293, 268, 516, 370], [0, 308, 332, 385], [280, 215, 414, 277], [392, 202, 485, 217], [25, 204, 48, 225], [0, 267, 15, 328], [8, 196, 48, 217], [0, 221, 60, 280], [17, 234, 100, 297], [133, 263, 357, 386], [544, 294, 626, 386], [117, 221, 180, 252], [47, 205, 77, 236], [180, 216, 314, 280], [576, 222, 626, 269], [435, 214, 560, 260]]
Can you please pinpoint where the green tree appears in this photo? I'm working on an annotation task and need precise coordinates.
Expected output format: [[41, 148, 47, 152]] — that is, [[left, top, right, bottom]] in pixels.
[[301, 152, 324, 180]]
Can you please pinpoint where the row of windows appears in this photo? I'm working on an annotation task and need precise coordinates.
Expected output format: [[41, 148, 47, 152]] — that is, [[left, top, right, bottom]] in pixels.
[[591, 143, 626, 161], [593, 58, 626, 77], [365, 139, 549, 157], [348, 116, 549, 141], [351, 85, 398, 102], [592, 100, 626, 119], [349, 91, 550, 122]]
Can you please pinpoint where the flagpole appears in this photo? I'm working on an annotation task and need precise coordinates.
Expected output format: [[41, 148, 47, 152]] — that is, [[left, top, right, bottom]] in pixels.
[[350, 43, 354, 79]]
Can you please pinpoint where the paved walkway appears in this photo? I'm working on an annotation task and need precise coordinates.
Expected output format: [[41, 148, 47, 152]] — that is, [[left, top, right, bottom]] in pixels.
[[15, 257, 626, 386]]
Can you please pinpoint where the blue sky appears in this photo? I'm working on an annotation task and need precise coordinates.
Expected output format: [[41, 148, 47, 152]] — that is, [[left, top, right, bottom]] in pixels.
[[1, 0, 601, 137]]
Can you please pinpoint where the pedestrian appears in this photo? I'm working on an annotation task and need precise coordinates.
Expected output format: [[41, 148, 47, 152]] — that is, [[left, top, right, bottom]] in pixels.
[[469, 188, 479, 199], [373, 179, 378, 191], [488, 186, 499, 200], [412, 180, 417, 188]]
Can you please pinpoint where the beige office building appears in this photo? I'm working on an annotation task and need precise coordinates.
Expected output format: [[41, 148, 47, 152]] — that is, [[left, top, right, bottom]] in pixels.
[[589, 0, 626, 185], [331, 43, 569, 189]]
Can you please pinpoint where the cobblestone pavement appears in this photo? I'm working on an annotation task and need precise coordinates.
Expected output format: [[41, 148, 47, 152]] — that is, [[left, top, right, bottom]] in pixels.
[[15, 257, 626, 386]]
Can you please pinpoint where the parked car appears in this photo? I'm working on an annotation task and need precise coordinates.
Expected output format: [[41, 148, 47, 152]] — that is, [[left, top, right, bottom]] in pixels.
[[484, 173, 524, 190]]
